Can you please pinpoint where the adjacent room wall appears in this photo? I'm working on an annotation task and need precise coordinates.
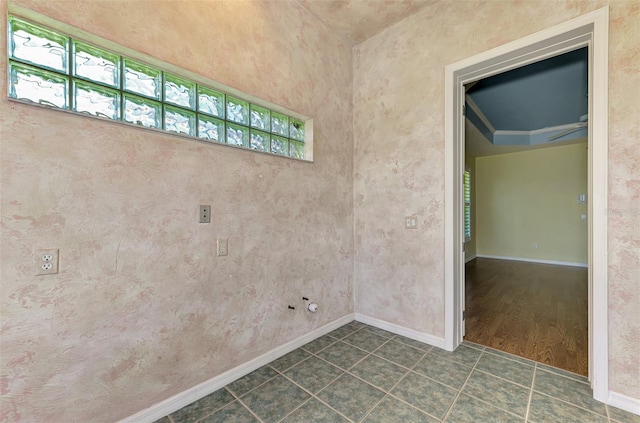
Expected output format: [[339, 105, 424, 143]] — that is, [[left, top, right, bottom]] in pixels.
[[475, 143, 588, 264], [0, 1, 354, 421], [353, 0, 639, 401]]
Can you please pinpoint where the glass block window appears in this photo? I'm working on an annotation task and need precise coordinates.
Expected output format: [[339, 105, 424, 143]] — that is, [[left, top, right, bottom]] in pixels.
[[7, 15, 308, 160]]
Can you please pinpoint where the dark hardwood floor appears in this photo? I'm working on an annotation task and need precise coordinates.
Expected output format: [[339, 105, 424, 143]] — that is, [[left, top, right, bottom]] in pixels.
[[464, 258, 588, 376]]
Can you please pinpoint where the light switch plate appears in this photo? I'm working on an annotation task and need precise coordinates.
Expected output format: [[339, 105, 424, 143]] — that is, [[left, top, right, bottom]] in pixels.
[[405, 216, 418, 229], [217, 238, 228, 256]]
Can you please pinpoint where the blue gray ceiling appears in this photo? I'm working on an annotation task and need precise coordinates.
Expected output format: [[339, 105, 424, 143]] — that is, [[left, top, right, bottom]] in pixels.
[[465, 47, 588, 147]]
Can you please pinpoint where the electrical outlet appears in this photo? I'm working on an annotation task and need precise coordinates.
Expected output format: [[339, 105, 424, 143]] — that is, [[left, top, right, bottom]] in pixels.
[[199, 205, 211, 223], [217, 238, 228, 256], [35, 249, 59, 275], [405, 216, 418, 229]]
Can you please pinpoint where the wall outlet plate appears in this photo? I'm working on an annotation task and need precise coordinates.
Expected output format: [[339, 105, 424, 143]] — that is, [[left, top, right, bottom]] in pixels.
[[217, 238, 228, 256], [35, 248, 59, 275], [199, 205, 211, 223]]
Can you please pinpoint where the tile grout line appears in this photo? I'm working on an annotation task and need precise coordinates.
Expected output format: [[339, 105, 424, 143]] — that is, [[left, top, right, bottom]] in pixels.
[[227, 348, 342, 422], [531, 389, 611, 419], [440, 347, 485, 422], [382, 392, 446, 422], [178, 324, 545, 423], [448, 348, 559, 420], [481, 347, 537, 367], [346, 341, 529, 421], [524, 362, 538, 422], [277, 371, 354, 423], [234, 395, 267, 423], [225, 370, 280, 400], [168, 324, 610, 423], [370, 346, 434, 372], [472, 366, 535, 390], [269, 352, 316, 374], [218, 386, 266, 423], [356, 368, 412, 422], [163, 325, 400, 423], [176, 387, 248, 423], [391, 334, 435, 351], [268, 344, 356, 422], [357, 348, 448, 422], [296, 330, 413, 422], [535, 362, 589, 381], [426, 347, 485, 369], [535, 366, 591, 386], [274, 396, 314, 422], [455, 391, 527, 421], [465, 341, 589, 383], [438, 350, 534, 421], [300, 330, 387, 422], [354, 348, 440, 421], [272, 332, 372, 422]]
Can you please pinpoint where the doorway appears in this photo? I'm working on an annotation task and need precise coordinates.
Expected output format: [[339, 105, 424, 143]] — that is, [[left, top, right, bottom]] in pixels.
[[444, 7, 609, 402], [461, 49, 589, 375]]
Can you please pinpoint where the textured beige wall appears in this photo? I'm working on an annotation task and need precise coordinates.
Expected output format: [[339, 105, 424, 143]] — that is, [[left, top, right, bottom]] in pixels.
[[475, 143, 588, 264], [353, 0, 639, 400], [0, 1, 354, 421]]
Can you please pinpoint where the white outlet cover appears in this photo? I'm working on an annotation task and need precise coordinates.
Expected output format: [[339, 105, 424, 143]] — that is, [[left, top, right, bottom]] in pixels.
[[36, 248, 59, 275]]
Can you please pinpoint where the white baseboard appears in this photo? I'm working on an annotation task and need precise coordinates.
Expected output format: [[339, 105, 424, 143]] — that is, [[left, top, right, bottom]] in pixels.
[[465, 254, 477, 263], [354, 313, 445, 349], [120, 313, 355, 423], [476, 254, 587, 268], [608, 390, 640, 417]]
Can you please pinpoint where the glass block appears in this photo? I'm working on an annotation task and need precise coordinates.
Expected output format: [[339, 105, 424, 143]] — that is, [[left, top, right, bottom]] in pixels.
[[165, 73, 195, 110], [250, 104, 270, 132], [290, 141, 305, 159], [250, 130, 270, 152], [271, 135, 289, 156], [164, 105, 196, 136], [289, 119, 305, 141], [271, 112, 289, 137], [9, 62, 68, 109], [73, 80, 120, 119], [73, 41, 120, 87], [123, 58, 161, 99], [198, 86, 224, 118], [226, 96, 249, 125], [226, 123, 249, 147], [124, 94, 161, 128], [198, 115, 225, 143], [9, 16, 68, 73]]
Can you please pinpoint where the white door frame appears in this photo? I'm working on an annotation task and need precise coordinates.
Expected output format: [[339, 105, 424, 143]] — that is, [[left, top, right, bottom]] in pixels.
[[444, 7, 609, 402]]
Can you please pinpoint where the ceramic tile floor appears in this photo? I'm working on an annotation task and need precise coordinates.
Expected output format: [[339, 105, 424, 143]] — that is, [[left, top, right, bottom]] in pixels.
[[154, 321, 640, 423]]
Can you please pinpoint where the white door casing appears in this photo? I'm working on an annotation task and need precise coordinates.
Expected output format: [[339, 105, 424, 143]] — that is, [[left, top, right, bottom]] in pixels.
[[444, 7, 609, 403]]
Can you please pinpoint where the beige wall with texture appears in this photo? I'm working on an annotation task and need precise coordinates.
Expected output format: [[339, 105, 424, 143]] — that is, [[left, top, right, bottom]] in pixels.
[[1, 0, 638, 420], [0, 1, 354, 421], [353, 0, 639, 400], [475, 143, 588, 264]]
